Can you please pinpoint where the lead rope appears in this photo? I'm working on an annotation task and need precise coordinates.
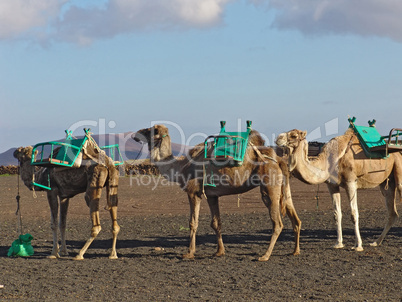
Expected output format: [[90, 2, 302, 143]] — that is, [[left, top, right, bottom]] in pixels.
[[315, 184, 320, 210], [16, 160, 23, 235]]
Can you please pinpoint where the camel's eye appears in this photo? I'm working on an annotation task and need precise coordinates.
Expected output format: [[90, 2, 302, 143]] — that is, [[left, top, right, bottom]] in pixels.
[[290, 135, 297, 139]]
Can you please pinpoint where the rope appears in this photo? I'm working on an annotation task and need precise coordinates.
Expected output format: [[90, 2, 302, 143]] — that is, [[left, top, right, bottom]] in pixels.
[[315, 184, 320, 210], [202, 163, 208, 200], [16, 160, 23, 235], [249, 143, 277, 164], [134, 142, 145, 161]]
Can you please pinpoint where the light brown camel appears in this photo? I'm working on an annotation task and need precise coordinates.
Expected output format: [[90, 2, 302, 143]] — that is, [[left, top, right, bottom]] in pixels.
[[13, 135, 120, 260], [276, 128, 402, 251], [133, 124, 301, 261]]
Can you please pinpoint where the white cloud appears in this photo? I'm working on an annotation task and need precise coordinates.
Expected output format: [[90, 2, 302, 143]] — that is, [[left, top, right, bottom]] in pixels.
[[265, 0, 402, 42], [3, 0, 402, 44], [0, 0, 64, 39], [0, 0, 230, 44], [55, 0, 230, 44]]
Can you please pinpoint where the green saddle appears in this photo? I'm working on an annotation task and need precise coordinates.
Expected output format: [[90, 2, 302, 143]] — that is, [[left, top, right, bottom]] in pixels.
[[204, 121, 252, 167], [348, 117, 402, 158]]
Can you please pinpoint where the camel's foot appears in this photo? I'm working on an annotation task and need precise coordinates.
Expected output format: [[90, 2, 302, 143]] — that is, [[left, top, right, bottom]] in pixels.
[[47, 254, 59, 259], [109, 252, 118, 260], [213, 251, 225, 257], [292, 249, 300, 256], [370, 241, 379, 247], [73, 255, 84, 261], [332, 242, 344, 249], [182, 253, 195, 260], [351, 246, 364, 252], [59, 250, 69, 257], [258, 255, 270, 262]]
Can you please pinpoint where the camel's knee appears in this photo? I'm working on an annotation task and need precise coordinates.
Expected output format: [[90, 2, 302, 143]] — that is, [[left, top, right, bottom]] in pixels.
[[272, 220, 284, 235], [334, 210, 342, 220], [293, 219, 302, 234], [112, 224, 120, 236], [189, 221, 198, 231], [210, 218, 221, 232], [350, 211, 359, 224], [91, 225, 101, 237]]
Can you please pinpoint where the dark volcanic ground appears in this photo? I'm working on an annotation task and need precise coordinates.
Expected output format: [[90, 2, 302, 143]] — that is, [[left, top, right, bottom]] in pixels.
[[0, 175, 401, 301]]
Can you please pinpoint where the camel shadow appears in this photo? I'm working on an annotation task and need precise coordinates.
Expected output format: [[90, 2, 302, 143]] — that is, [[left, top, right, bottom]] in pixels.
[[1, 226, 400, 259]]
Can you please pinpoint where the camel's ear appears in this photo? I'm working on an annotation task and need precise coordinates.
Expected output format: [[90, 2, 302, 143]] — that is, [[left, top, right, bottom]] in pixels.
[[301, 130, 307, 139]]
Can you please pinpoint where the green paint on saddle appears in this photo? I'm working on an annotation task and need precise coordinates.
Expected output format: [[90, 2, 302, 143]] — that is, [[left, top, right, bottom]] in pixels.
[[348, 117, 387, 159]]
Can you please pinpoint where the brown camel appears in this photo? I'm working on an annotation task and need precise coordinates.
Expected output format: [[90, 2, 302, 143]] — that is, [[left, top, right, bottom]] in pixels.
[[276, 128, 402, 251], [13, 134, 120, 260], [133, 124, 301, 261]]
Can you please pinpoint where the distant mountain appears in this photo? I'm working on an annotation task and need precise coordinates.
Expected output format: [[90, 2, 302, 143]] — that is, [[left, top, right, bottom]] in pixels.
[[0, 148, 18, 166], [0, 132, 189, 166]]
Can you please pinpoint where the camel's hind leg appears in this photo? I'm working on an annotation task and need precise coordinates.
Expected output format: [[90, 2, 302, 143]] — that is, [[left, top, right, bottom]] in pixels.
[[371, 179, 399, 246], [108, 206, 120, 259], [106, 167, 120, 259], [258, 185, 283, 262], [206, 196, 225, 257]]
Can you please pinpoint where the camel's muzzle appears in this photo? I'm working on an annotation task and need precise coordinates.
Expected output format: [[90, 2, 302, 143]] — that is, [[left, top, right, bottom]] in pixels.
[[132, 133, 144, 143]]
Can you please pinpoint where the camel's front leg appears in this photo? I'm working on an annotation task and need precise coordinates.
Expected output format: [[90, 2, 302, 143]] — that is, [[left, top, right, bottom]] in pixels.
[[74, 205, 101, 260], [74, 189, 101, 260], [345, 181, 363, 251], [59, 197, 70, 256], [283, 185, 301, 256], [183, 194, 201, 259], [371, 180, 399, 246], [47, 190, 60, 259], [206, 196, 225, 257], [259, 186, 283, 262], [327, 184, 344, 249]]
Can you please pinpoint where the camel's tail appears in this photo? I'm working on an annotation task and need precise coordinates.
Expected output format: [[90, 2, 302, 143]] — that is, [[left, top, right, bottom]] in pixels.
[[105, 166, 119, 211]]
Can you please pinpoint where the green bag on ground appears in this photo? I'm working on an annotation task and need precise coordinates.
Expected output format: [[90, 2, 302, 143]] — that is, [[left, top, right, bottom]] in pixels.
[[7, 233, 34, 257]]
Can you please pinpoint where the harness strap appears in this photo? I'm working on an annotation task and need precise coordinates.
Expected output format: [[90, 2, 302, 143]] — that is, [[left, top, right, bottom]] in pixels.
[[249, 143, 278, 164]]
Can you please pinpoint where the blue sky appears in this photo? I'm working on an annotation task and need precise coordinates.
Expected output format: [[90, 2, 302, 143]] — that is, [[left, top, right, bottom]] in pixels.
[[1, 0, 402, 153]]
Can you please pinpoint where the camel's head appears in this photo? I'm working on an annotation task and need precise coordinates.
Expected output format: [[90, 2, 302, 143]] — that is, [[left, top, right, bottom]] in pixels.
[[276, 129, 308, 172], [132, 125, 169, 144], [275, 129, 307, 152], [132, 125, 171, 161], [13, 146, 34, 163]]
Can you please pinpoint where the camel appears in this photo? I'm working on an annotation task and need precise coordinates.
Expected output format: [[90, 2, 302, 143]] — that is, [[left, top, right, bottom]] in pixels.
[[132, 124, 301, 261], [13, 133, 120, 260], [276, 128, 402, 251]]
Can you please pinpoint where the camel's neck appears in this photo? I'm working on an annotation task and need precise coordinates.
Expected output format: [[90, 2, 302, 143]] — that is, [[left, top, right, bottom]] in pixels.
[[289, 140, 330, 185], [18, 159, 39, 189], [150, 136, 183, 183]]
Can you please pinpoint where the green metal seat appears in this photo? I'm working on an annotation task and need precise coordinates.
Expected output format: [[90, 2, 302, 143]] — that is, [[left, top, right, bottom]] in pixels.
[[32, 129, 124, 168], [31, 129, 89, 167], [30, 129, 123, 190], [204, 121, 252, 166], [348, 117, 402, 158], [203, 121, 253, 187]]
